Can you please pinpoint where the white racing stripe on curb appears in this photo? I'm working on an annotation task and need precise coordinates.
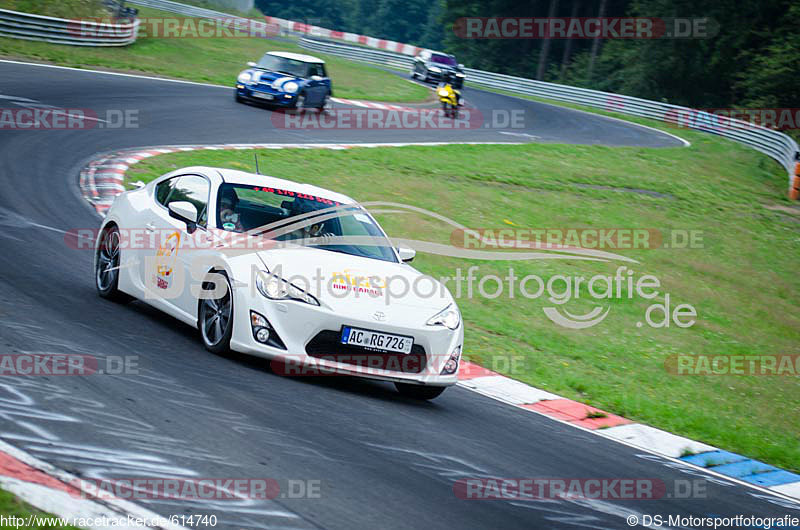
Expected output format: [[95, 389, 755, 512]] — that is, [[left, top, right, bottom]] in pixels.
[[458, 376, 560, 405], [592, 423, 718, 458], [0, 478, 142, 530], [772, 482, 800, 499], [0, 440, 187, 530]]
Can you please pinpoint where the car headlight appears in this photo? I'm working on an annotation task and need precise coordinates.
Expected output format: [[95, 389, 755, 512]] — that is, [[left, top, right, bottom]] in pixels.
[[426, 304, 460, 330], [456, 73, 466, 77], [237, 71, 252, 84], [256, 269, 319, 306], [429, 66, 441, 73], [282, 81, 299, 94], [437, 88, 449, 97]]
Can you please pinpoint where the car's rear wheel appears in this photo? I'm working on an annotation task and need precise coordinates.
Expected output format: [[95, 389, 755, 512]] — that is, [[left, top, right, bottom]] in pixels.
[[95, 224, 132, 303], [199, 272, 234, 354], [395, 383, 446, 400]]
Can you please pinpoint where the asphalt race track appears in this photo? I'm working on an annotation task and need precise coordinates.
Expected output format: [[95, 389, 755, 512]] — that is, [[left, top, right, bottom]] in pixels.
[[0, 60, 796, 529]]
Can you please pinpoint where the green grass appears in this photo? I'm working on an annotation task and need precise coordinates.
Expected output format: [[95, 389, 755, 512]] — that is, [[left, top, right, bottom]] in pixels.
[[0, 0, 107, 18], [0, 6, 430, 102], [0, 488, 78, 529], [126, 120, 800, 473]]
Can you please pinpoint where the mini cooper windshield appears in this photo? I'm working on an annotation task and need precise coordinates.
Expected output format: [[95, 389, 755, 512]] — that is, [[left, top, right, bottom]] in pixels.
[[217, 183, 398, 263], [256, 54, 320, 78]]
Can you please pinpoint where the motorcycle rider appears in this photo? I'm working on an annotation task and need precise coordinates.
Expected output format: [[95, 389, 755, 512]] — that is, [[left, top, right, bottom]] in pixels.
[[437, 71, 462, 116]]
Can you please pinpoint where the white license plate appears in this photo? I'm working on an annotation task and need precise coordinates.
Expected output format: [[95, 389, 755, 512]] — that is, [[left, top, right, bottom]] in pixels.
[[252, 92, 273, 100], [341, 326, 414, 354]]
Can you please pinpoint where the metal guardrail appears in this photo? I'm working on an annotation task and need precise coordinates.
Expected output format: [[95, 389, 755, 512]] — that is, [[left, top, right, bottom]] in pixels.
[[0, 8, 139, 46], [129, 0, 245, 20], [298, 37, 800, 178]]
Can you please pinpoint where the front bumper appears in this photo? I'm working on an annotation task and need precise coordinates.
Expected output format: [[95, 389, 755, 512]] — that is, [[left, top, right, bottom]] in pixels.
[[236, 84, 297, 106], [229, 290, 462, 387]]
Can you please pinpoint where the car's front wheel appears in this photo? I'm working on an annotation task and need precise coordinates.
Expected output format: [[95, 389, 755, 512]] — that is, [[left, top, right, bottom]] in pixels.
[[395, 383, 446, 400], [95, 224, 131, 303], [199, 272, 234, 354], [293, 93, 305, 112]]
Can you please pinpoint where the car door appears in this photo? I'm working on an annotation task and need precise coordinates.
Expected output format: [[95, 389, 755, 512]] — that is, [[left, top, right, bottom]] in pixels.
[[143, 173, 211, 322], [303, 63, 327, 106]]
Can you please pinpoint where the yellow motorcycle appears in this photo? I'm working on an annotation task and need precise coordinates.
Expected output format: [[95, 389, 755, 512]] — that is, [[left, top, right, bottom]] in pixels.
[[437, 75, 462, 118]]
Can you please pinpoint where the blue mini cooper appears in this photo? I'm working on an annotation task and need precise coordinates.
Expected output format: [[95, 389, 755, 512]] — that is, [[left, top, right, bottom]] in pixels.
[[235, 51, 332, 111]]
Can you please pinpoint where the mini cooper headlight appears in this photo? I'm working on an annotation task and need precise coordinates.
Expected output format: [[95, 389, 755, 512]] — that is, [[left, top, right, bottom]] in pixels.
[[256, 269, 319, 306], [438, 88, 449, 97], [426, 304, 460, 330], [429, 66, 442, 73], [237, 71, 252, 84], [282, 81, 299, 94]]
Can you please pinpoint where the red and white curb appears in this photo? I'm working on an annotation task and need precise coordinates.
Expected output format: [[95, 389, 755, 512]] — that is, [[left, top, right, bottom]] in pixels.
[[0, 440, 184, 529], [457, 361, 800, 503], [330, 97, 427, 112], [78, 142, 800, 507]]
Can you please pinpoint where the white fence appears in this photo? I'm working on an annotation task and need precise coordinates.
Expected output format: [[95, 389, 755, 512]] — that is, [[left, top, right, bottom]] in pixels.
[[0, 8, 139, 46]]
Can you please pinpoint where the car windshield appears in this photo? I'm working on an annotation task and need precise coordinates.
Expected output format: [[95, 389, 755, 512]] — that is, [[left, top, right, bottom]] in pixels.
[[216, 184, 398, 263], [431, 54, 457, 66], [256, 54, 313, 77]]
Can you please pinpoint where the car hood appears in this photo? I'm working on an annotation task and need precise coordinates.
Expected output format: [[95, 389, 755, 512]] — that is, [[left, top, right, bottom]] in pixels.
[[429, 63, 461, 72], [254, 246, 454, 312], [251, 69, 301, 85]]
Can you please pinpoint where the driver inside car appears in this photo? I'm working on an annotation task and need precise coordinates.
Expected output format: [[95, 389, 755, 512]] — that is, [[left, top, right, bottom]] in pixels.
[[287, 200, 336, 243], [218, 187, 244, 232]]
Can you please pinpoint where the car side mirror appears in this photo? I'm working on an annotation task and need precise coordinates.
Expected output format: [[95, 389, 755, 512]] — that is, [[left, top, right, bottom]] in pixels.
[[168, 201, 198, 231], [397, 247, 416, 263], [458, 63, 464, 69], [247, 61, 257, 67], [310, 75, 323, 81]]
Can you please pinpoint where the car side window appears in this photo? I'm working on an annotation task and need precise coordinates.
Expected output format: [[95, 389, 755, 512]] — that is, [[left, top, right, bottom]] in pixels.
[[308, 63, 325, 77], [155, 177, 177, 206], [168, 175, 210, 227]]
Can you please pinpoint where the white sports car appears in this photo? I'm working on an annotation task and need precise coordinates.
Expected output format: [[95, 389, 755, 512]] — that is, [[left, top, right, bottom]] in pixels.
[[94, 167, 463, 399]]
